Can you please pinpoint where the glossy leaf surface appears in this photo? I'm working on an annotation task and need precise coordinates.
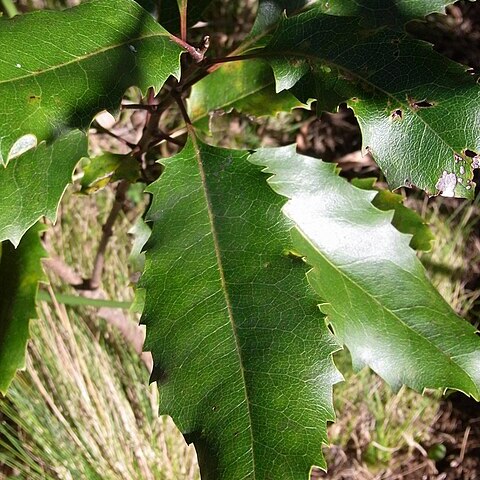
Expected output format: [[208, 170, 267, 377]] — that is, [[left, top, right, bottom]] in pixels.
[[0, 225, 46, 395], [80, 152, 140, 194], [266, 11, 480, 197], [250, 146, 480, 399], [0, 131, 87, 246], [189, 59, 304, 130], [0, 0, 182, 164], [140, 137, 340, 479], [352, 178, 434, 251]]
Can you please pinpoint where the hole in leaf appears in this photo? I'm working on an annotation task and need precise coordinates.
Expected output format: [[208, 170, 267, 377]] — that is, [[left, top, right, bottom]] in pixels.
[[465, 149, 478, 158], [412, 99, 434, 109], [436, 171, 457, 198], [391, 109, 403, 120], [149, 363, 168, 384]]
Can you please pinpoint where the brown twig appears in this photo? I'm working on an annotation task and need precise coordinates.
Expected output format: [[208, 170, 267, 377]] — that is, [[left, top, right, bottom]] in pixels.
[[42, 253, 151, 368], [203, 52, 262, 67], [172, 91, 192, 126], [179, 0, 187, 42], [151, 129, 185, 147], [170, 33, 209, 63], [121, 103, 158, 112], [87, 179, 130, 290], [92, 122, 136, 149]]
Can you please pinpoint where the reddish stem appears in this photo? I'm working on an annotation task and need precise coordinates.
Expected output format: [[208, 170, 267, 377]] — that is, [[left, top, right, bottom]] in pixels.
[[179, 0, 187, 42]]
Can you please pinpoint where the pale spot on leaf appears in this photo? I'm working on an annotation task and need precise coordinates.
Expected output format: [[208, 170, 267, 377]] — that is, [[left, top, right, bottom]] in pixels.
[[436, 171, 457, 197]]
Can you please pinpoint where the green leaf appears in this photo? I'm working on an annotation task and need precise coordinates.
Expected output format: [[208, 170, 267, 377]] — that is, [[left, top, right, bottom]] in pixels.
[[250, 145, 480, 399], [0, 224, 46, 395], [0, 131, 87, 246], [352, 178, 434, 252], [188, 59, 305, 131], [315, 0, 457, 28], [36, 290, 132, 310], [0, 0, 183, 164], [128, 217, 151, 276], [140, 136, 340, 478], [266, 11, 480, 197], [80, 152, 140, 194]]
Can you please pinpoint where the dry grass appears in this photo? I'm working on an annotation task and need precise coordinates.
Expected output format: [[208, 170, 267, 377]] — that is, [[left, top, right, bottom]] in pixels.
[[1, 298, 198, 480]]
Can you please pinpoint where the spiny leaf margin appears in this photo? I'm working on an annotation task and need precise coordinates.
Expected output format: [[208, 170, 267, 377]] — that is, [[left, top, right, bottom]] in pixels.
[[140, 136, 341, 479], [0, 131, 87, 246], [0, 224, 46, 395], [0, 0, 183, 164], [265, 10, 480, 197], [250, 145, 480, 400]]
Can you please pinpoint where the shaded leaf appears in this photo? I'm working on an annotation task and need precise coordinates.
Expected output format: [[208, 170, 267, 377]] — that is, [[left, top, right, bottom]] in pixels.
[[0, 131, 87, 246], [266, 11, 480, 197], [315, 0, 458, 28], [188, 59, 305, 131], [140, 136, 340, 479], [250, 145, 480, 399], [80, 152, 140, 194], [0, 0, 183, 164], [250, 0, 313, 38], [0, 224, 46, 395], [352, 178, 434, 251]]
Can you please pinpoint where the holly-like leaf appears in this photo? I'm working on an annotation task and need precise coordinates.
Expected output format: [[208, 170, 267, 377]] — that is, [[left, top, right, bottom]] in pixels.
[[140, 136, 340, 478], [0, 0, 183, 164], [188, 59, 305, 131], [250, 145, 480, 399], [352, 178, 434, 252], [266, 11, 480, 197], [0, 131, 87, 247], [315, 0, 458, 28], [0, 224, 46, 395]]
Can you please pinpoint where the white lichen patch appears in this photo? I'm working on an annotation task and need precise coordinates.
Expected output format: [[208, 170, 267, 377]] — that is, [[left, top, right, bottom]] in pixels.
[[473, 155, 480, 169], [436, 171, 457, 197]]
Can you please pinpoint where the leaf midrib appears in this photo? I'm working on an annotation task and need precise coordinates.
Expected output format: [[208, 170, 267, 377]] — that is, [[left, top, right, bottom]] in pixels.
[[0, 31, 173, 86], [291, 218, 478, 394], [191, 132, 257, 477]]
